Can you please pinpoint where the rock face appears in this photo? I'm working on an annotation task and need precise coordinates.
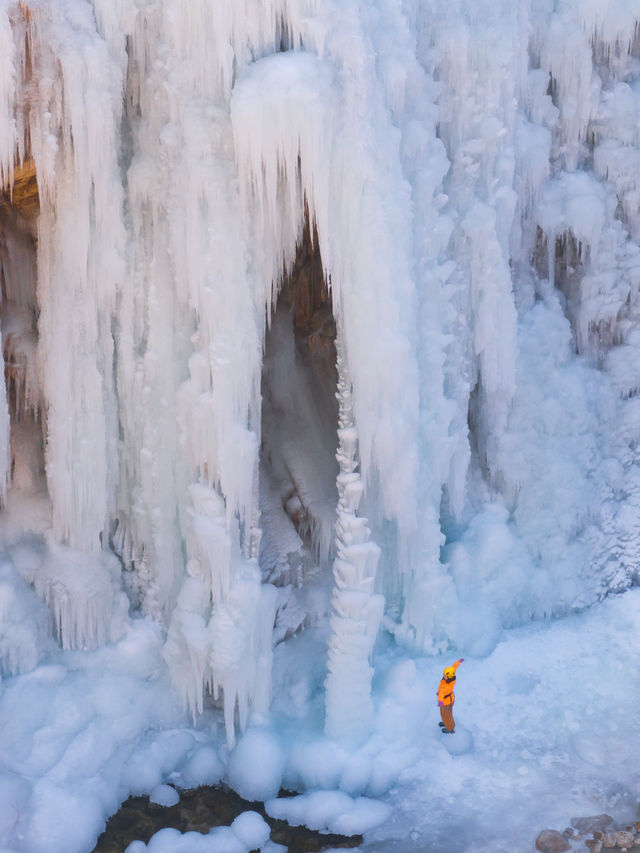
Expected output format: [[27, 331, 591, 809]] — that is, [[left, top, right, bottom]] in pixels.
[[1, 159, 39, 222], [535, 829, 571, 853]]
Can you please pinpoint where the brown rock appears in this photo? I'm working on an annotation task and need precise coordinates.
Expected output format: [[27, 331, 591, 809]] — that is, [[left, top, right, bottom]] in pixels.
[[0, 159, 39, 222], [615, 831, 635, 848], [535, 829, 571, 853], [602, 832, 616, 848], [571, 815, 614, 834]]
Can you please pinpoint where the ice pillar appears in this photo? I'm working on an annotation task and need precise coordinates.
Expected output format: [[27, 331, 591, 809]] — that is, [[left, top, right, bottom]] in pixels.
[[325, 336, 383, 742]]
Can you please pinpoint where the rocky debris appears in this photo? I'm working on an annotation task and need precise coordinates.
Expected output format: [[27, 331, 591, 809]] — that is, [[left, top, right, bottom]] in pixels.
[[536, 829, 571, 852], [538, 811, 640, 852]]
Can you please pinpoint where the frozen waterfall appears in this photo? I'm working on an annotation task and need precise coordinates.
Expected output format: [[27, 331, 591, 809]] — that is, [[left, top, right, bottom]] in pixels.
[[0, 0, 639, 751]]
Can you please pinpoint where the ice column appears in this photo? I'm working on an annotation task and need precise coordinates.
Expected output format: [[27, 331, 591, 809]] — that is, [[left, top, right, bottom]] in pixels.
[[325, 339, 383, 743]]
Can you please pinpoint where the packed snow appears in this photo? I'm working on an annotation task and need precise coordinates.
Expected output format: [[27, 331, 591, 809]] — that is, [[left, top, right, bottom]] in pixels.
[[0, 0, 639, 850]]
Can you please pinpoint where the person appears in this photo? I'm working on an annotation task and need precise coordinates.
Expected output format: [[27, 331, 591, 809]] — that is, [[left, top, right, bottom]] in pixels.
[[437, 658, 464, 733]]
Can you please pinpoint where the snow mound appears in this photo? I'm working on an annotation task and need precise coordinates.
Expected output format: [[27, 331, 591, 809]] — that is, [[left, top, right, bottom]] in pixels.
[[227, 728, 285, 802], [149, 784, 179, 807], [265, 790, 392, 835], [125, 813, 271, 853], [174, 744, 224, 790], [442, 726, 474, 755], [229, 812, 271, 849]]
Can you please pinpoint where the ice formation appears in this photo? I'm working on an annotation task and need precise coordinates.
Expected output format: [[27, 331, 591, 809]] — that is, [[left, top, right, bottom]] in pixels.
[[0, 0, 638, 756]]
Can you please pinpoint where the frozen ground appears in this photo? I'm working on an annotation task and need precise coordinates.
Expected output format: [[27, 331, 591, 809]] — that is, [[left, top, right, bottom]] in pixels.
[[2, 577, 639, 853]]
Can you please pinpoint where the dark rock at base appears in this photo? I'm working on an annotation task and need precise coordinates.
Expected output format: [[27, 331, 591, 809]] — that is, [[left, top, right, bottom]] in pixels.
[[535, 829, 571, 853], [92, 786, 363, 853], [571, 815, 614, 834]]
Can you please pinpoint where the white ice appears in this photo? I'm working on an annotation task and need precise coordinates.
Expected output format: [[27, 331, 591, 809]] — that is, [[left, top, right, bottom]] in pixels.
[[0, 0, 638, 851]]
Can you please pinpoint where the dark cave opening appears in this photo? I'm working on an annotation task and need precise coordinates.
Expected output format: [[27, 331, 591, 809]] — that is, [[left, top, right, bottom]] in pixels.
[[258, 220, 339, 598]]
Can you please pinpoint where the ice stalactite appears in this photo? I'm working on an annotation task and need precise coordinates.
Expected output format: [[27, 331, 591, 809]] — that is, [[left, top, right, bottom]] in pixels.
[[27, 2, 124, 554], [163, 482, 277, 747], [325, 341, 383, 743]]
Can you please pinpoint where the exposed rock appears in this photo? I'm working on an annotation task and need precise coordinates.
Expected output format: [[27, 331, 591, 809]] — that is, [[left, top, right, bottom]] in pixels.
[[602, 832, 616, 848], [586, 842, 603, 853], [535, 829, 571, 853], [614, 830, 635, 848], [562, 827, 580, 840], [0, 159, 39, 221], [571, 816, 614, 834]]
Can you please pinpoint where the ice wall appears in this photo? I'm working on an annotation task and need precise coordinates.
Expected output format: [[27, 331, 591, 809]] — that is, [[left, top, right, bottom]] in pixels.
[[0, 0, 638, 741]]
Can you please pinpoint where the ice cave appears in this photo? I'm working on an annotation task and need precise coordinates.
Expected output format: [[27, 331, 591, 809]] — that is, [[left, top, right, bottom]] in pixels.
[[1, 1, 640, 852]]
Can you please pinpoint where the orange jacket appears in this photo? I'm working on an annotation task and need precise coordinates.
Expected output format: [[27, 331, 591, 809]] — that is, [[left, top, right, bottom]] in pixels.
[[437, 659, 463, 706]]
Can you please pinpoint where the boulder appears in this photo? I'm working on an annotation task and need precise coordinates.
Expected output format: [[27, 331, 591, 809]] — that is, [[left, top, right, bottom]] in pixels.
[[571, 815, 614, 834], [613, 830, 634, 848], [602, 832, 616, 848], [535, 829, 571, 853]]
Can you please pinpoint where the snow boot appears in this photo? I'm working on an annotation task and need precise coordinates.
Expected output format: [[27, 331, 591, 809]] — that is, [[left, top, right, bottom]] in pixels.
[[438, 721, 445, 728], [441, 728, 454, 734]]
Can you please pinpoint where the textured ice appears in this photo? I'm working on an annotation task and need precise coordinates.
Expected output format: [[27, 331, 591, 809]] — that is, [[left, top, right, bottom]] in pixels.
[[0, 0, 638, 850]]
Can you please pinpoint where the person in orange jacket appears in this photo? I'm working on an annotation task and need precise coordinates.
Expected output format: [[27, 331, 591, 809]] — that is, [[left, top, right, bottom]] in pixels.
[[437, 658, 464, 733]]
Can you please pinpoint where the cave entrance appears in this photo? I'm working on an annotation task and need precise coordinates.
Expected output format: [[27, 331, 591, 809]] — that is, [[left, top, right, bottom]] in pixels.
[[0, 160, 45, 507], [259, 219, 339, 616]]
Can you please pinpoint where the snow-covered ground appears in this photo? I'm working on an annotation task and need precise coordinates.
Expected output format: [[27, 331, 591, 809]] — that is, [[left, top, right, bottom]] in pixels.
[[2, 575, 640, 853]]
